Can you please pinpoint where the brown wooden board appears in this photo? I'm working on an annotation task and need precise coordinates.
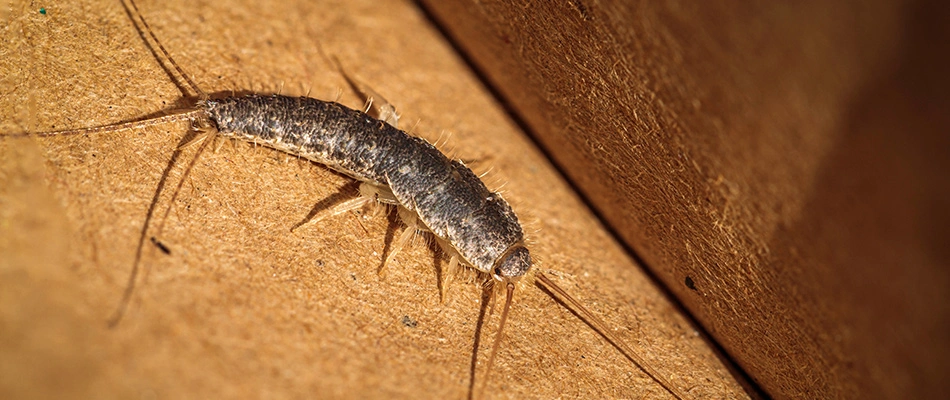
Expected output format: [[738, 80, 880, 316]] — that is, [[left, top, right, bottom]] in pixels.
[[0, 0, 750, 398], [421, 0, 950, 398]]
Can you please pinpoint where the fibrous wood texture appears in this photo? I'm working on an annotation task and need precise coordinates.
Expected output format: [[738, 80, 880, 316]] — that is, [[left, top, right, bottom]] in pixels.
[[421, 0, 950, 399], [0, 0, 750, 399]]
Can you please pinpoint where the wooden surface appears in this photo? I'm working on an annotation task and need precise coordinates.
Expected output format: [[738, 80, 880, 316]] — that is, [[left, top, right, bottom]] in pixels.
[[421, 0, 950, 398], [0, 0, 750, 399]]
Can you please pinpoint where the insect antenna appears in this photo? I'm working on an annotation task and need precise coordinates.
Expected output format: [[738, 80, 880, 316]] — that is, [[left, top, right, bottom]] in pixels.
[[3, 110, 203, 139], [121, 0, 206, 99], [107, 0, 218, 326], [536, 272, 686, 399]]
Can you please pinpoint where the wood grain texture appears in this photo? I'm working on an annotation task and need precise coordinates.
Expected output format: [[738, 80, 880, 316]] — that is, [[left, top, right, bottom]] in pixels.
[[0, 0, 749, 398], [420, 0, 950, 398]]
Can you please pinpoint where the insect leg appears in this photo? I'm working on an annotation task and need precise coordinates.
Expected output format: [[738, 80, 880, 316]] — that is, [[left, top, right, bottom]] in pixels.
[[330, 57, 400, 128], [291, 196, 373, 233], [290, 181, 392, 232], [360, 84, 399, 128], [358, 181, 399, 205], [379, 222, 412, 276], [377, 206, 422, 276], [441, 255, 460, 303]]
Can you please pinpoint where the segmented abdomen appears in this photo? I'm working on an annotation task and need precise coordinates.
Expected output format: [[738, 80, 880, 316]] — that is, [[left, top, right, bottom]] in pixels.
[[205, 94, 524, 274]]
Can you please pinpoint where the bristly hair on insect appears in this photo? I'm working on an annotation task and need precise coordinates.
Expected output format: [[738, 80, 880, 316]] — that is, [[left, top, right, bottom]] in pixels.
[[3, 1, 690, 398]]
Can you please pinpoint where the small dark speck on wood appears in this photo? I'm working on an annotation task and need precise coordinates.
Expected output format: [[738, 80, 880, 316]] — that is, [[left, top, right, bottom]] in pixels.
[[150, 236, 171, 255], [685, 276, 697, 291]]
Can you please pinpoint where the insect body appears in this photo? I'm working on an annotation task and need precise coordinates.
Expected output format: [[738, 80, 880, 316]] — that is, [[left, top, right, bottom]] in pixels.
[[203, 92, 539, 397], [207, 95, 531, 281]]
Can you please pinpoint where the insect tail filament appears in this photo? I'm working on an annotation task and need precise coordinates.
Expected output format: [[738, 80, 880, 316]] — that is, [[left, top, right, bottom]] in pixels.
[[122, 0, 206, 98], [108, 132, 214, 328], [477, 281, 515, 400], [4, 109, 203, 139]]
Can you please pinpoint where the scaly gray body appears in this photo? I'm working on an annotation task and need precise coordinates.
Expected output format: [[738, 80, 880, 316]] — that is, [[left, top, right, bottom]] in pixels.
[[205, 94, 530, 278]]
